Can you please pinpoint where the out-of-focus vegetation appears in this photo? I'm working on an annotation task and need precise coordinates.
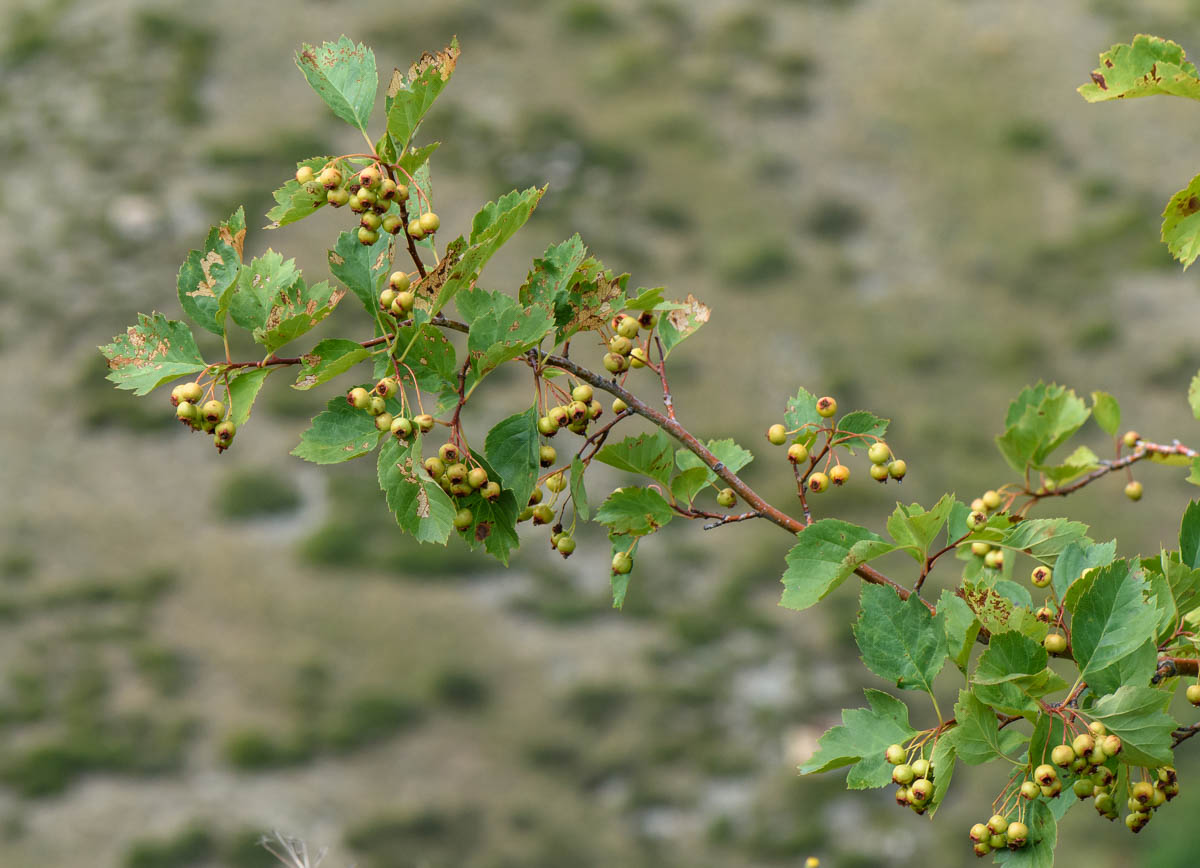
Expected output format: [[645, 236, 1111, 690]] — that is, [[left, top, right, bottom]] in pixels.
[[5, 0, 1200, 865]]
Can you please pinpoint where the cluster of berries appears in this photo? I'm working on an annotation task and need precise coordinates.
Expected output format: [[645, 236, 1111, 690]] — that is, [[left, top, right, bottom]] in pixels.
[[517, 483, 576, 558], [601, 312, 658, 374], [346, 378, 433, 438], [170, 381, 236, 452], [378, 271, 417, 319], [885, 742, 939, 816], [765, 397, 906, 493], [965, 489, 1009, 568], [537, 383, 606, 439], [294, 161, 439, 246], [421, 441, 500, 532], [967, 814, 1030, 857]]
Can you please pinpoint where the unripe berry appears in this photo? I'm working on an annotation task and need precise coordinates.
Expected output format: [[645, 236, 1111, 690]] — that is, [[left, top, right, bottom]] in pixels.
[[1020, 780, 1040, 800], [571, 383, 594, 403], [295, 165, 316, 185], [984, 549, 1004, 569], [1124, 480, 1143, 501], [1187, 684, 1200, 706], [638, 311, 658, 329], [867, 442, 891, 465], [379, 288, 398, 311], [423, 457, 445, 478], [568, 418, 589, 435], [367, 396, 387, 416], [869, 463, 889, 481], [1041, 779, 1062, 797], [347, 387, 370, 409], [767, 424, 788, 445], [969, 823, 989, 843], [1150, 787, 1166, 808], [1033, 764, 1058, 786], [318, 166, 342, 189], [829, 465, 850, 486], [894, 786, 910, 807], [973, 842, 991, 858], [966, 510, 988, 531], [414, 414, 435, 433], [379, 178, 399, 200], [556, 535, 576, 555], [986, 815, 1008, 836], [628, 347, 649, 368], [531, 504, 554, 525], [1072, 780, 1096, 799], [540, 445, 557, 467], [1035, 606, 1055, 622], [816, 396, 837, 417], [1051, 744, 1076, 767], [528, 487, 543, 506], [348, 194, 366, 213], [885, 744, 906, 765], [1094, 792, 1115, 815], [716, 488, 736, 508], [356, 186, 377, 206], [326, 187, 350, 207], [201, 400, 226, 423], [178, 381, 203, 404], [609, 335, 633, 356], [384, 272, 409, 294], [808, 472, 830, 493], [358, 164, 381, 189], [970, 497, 987, 512], [419, 212, 440, 234], [1072, 733, 1095, 757], [546, 472, 566, 493], [615, 317, 640, 339], [390, 416, 413, 440], [467, 468, 489, 489], [1005, 821, 1028, 848], [374, 411, 393, 432], [787, 443, 809, 463], [1031, 565, 1052, 588], [589, 400, 603, 420], [382, 214, 403, 235], [1132, 782, 1155, 806], [1122, 430, 1140, 449], [453, 508, 473, 530], [358, 227, 379, 245], [603, 352, 628, 373], [982, 489, 1002, 511], [395, 290, 415, 311], [517, 507, 533, 522], [548, 406, 570, 428], [1088, 721, 1108, 738], [1043, 632, 1067, 654], [169, 384, 188, 406], [176, 401, 197, 423], [407, 219, 425, 239], [888, 459, 907, 480], [909, 778, 932, 803], [612, 552, 633, 574], [910, 758, 931, 779], [375, 377, 398, 398], [445, 463, 468, 485], [482, 481, 501, 501], [214, 419, 236, 443], [612, 398, 628, 414], [971, 541, 991, 556], [1092, 766, 1115, 787], [360, 211, 383, 231], [567, 401, 589, 422]]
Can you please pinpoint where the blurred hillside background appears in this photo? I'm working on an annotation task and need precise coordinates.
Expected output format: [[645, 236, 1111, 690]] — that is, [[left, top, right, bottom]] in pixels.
[[4, 0, 1200, 865]]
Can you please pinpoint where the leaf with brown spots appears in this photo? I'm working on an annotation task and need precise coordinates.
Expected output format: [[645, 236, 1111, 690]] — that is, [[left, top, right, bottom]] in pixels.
[[1079, 34, 1200, 102], [295, 36, 377, 134], [1162, 172, 1200, 269], [385, 37, 460, 148], [658, 293, 711, 357], [291, 338, 370, 391], [377, 434, 456, 544], [99, 313, 207, 396], [176, 207, 246, 336], [254, 278, 345, 353]]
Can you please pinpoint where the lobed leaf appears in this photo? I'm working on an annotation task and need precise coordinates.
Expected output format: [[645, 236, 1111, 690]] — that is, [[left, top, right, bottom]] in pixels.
[[594, 488, 673, 537], [227, 367, 272, 428], [1089, 685, 1177, 767], [1091, 390, 1121, 435], [657, 294, 710, 357], [177, 207, 246, 336], [780, 520, 895, 611], [1161, 173, 1200, 269], [265, 156, 331, 229], [995, 382, 1090, 473], [950, 690, 1027, 765], [594, 432, 676, 486], [292, 339, 370, 391], [385, 39, 459, 148], [1066, 561, 1159, 682], [1078, 35, 1200, 103], [484, 408, 541, 512], [295, 36, 377, 133], [798, 689, 916, 789], [853, 585, 947, 694], [378, 434, 456, 545], [291, 393, 382, 465], [100, 313, 207, 396]]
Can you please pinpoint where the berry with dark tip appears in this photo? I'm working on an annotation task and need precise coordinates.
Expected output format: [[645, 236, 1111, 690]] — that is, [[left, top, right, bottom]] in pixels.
[[540, 445, 557, 467], [414, 414, 435, 432], [467, 467, 488, 489], [423, 457, 445, 478], [528, 488, 543, 505], [1051, 744, 1076, 767], [318, 166, 342, 188], [531, 504, 554, 525], [612, 398, 628, 414], [716, 488, 736, 508], [326, 188, 350, 207], [1020, 781, 1040, 800], [358, 227, 379, 245], [808, 472, 830, 493], [788, 443, 809, 463], [1005, 821, 1028, 848], [453, 508, 473, 530], [438, 443, 460, 463], [816, 396, 837, 417], [885, 744, 906, 765], [1031, 565, 1052, 588], [986, 815, 1008, 836], [367, 396, 387, 416], [374, 412, 393, 432], [829, 465, 850, 486], [556, 535, 576, 555], [870, 463, 890, 481], [382, 215, 403, 234], [1034, 764, 1058, 786], [482, 481, 502, 501], [407, 219, 425, 239], [348, 387, 370, 409], [390, 417, 413, 440], [201, 400, 226, 423], [376, 377, 398, 398], [419, 212, 440, 234], [966, 510, 988, 531], [445, 463, 468, 485], [909, 779, 932, 803], [214, 420, 236, 443], [389, 271, 411, 292], [969, 823, 989, 843], [360, 211, 382, 231], [538, 416, 557, 437], [176, 401, 197, 423], [603, 352, 628, 373]]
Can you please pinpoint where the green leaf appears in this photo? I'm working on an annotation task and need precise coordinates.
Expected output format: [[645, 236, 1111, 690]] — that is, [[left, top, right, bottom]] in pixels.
[[885, 495, 954, 563], [833, 410, 889, 455], [390, 325, 457, 395], [176, 207, 246, 336], [460, 288, 554, 382], [671, 467, 713, 505], [1092, 390, 1121, 435], [454, 451, 520, 565], [995, 382, 1090, 473], [935, 590, 980, 670], [594, 432, 675, 486], [971, 632, 1066, 715], [227, 250, 301, 333], [594, 488, 673, 537], [798, 689, 917, 790], [1000, 517, 1090, 562], [292, 339, 370, 390], [783, 387, 822, 446], [398, 142, 439, 178], [1190, 372, 1200, 421], [518, 234, 590, 326], [951, 690, 1027, 765], [609, 534, 638, 609], [378, 434, 456, 545], [623, 286, 687, 311], [1188, 457, 1200, 487], [569, 456, 589, 521], [1180, 501, 1200, 568], [1051, 540, 1116, 599], [552, 254, 629, 343], [657, 294, 710, 357], [1089, 685, 1177, 767], [1066, 561, 1158, 681], [484, 408, 541, 512], [1079, 35, 1200, 102], [1087, 639, 1157, 697], [993, 799, 1056, 868], [780, 520, 895, 612], [328, 228, 394, 315], [100, 313, 207, 396], [674, 438, 754, 496], [227, 367, 272, 428], [1038, 444, 1102, 485], [291, 393, 382, 464], [432, 187, 546, 315], [254, 278, 345, 353], [852, 585, 947, 694], [295, 36, 377, 134], [927, 734, 956, 817], [385, 39, 459, 148], [265, 156, 330, 228], [1162, 173, 1200, 269]]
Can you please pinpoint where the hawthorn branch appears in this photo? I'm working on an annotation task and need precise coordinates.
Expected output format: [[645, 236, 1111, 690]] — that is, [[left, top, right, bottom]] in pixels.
[[1019, 440, 1197, 508]]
